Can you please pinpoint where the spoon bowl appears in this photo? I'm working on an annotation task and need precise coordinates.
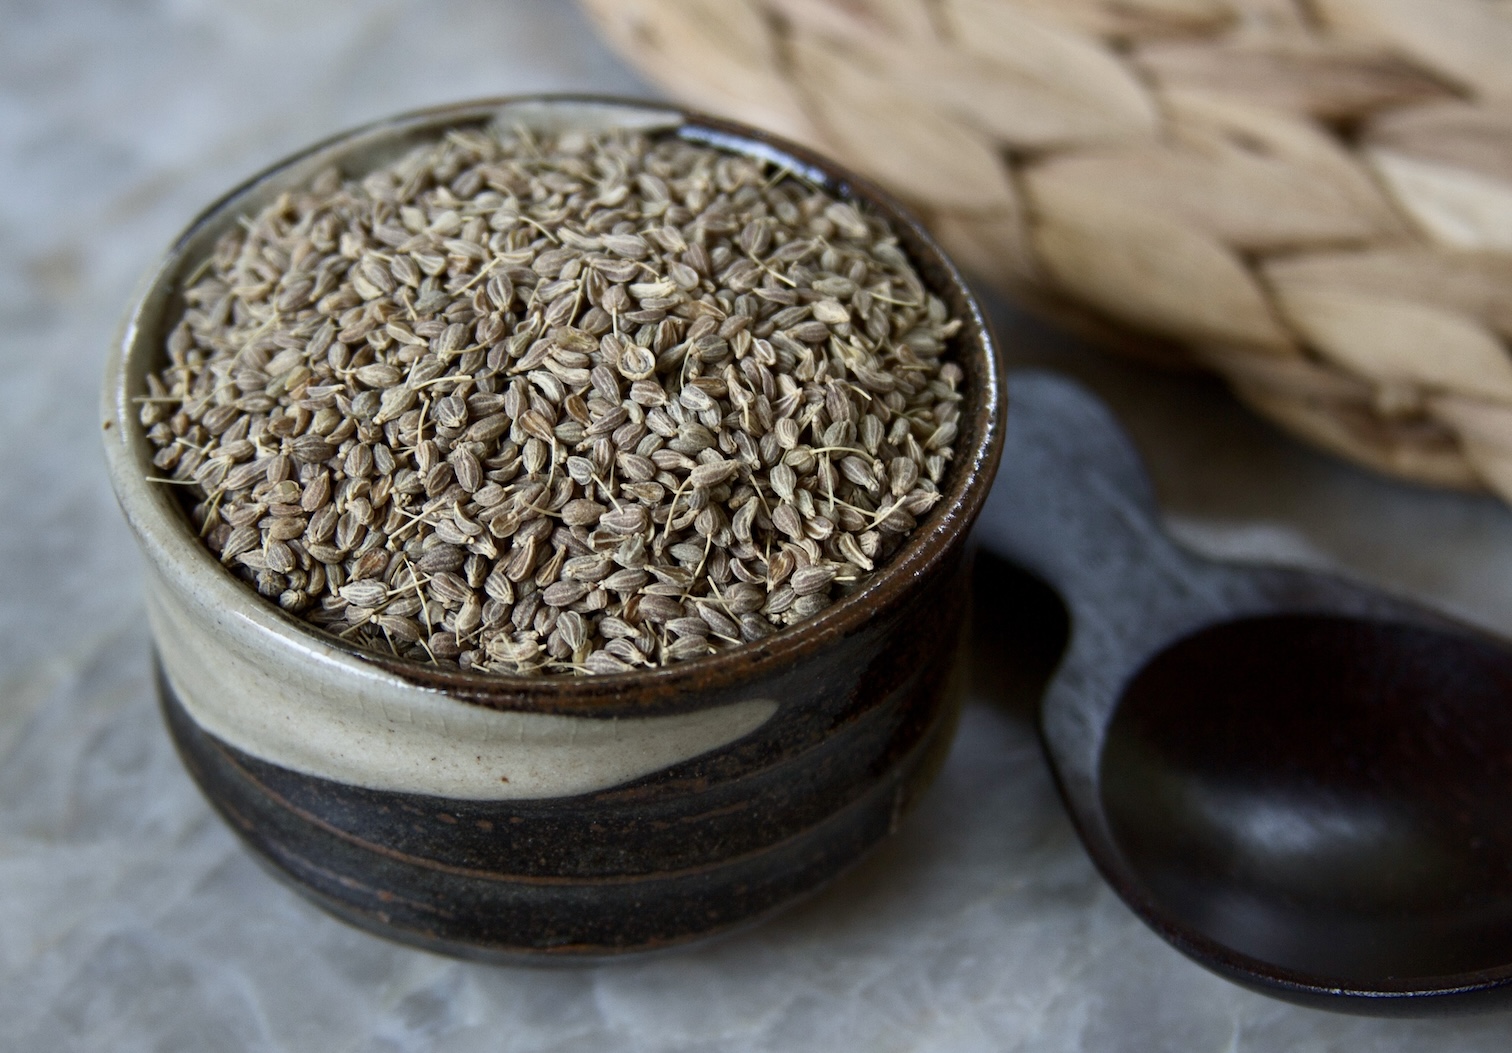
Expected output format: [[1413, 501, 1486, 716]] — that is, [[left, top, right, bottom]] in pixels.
[[1107, 613, 1512, 986], [977, 371, 1512, 1014]]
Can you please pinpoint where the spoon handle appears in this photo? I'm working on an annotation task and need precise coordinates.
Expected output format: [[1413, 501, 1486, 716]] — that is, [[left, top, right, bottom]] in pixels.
[[972, 370, 1439, 797], [973, 370, 1238, 636]]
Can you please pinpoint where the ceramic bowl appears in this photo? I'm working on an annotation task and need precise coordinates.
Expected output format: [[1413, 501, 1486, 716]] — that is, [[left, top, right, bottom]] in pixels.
[[101, 96, 1004, 961]]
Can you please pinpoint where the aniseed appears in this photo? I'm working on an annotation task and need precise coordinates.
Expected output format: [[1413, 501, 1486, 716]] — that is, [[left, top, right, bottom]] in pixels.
[[143, 122, 964, 676]]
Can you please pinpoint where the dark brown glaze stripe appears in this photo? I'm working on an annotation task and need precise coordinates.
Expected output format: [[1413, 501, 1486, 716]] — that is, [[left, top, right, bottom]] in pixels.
[[163, 661, 961, 887], [172, 554, 970, 878], [166, 673, 961, 958]]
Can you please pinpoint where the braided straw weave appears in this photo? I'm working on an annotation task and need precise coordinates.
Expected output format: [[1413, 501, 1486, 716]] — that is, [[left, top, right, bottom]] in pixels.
[[580, 0, 1512, 500]]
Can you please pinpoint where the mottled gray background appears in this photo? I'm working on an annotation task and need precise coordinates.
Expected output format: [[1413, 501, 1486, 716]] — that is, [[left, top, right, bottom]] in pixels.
[[4, 2, 1512, 1049]]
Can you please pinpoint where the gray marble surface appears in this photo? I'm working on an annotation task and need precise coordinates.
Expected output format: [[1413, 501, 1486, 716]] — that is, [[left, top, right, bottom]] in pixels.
[[4, 2, 1512, 1048]]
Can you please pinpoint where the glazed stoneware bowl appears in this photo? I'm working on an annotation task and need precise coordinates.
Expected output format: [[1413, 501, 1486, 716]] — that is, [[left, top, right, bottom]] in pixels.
[[101, 96, 1004, 961]]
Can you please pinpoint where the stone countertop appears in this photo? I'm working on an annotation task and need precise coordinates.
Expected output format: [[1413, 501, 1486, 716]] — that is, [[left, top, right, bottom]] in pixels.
[[4, 2, 1512, 1049]]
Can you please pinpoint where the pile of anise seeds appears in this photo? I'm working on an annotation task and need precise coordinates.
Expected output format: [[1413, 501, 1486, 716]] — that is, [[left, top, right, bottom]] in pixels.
[[141, 124, 964, 676]]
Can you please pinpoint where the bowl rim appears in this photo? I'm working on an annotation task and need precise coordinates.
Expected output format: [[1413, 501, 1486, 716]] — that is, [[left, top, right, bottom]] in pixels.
[[102, 93, 1004, 717]]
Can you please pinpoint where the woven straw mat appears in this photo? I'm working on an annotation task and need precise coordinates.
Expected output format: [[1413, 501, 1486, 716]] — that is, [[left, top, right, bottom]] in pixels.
[[580, 0, 1512, 502]]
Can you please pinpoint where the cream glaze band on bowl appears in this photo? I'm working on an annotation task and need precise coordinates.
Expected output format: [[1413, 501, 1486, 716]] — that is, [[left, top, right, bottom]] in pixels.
[[146, 575, 777, 800], [101, 96, 1004, 959]]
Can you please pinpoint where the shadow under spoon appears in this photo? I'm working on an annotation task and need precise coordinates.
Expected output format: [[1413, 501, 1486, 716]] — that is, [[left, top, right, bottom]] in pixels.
[[974, 370, 1512, 1015]]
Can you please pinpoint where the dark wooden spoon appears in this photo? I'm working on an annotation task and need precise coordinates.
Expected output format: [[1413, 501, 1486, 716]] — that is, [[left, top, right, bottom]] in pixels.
[[974, 370, 1512, 1015]]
